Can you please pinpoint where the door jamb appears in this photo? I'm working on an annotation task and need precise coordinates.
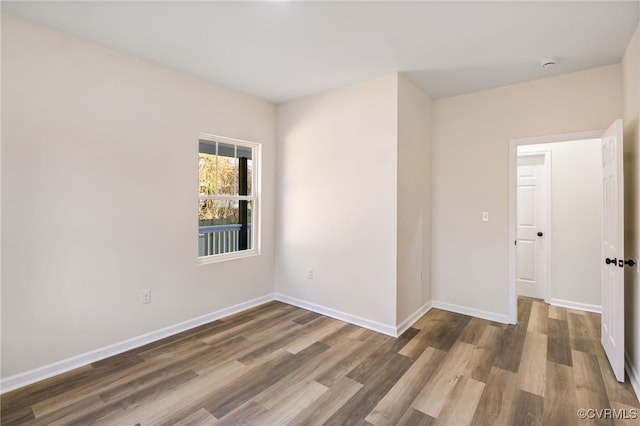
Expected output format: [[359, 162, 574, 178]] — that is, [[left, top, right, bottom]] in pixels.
[[508, 130, 604, 324]]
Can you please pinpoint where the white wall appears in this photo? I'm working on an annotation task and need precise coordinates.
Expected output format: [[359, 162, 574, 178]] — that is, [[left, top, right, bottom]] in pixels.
[[622, 22, 640, 395], [519, 140, 602, 307], [275, 73, 433, 330], [1, 14, 276, 379], [397, 75, 432, 324], [547, 141, 603, 307], [276, 74, 399, 328], [432, 64, 622, 317]]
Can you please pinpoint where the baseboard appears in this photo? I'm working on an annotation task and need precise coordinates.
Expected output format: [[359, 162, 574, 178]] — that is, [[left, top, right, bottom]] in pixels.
[[396, 301, 432, 336], [625, 350, 640, 403], [0, 294, 539, 393], [274, 293, 397, 337], [549, 298, 601, 313], [0, 293, 275, 394], [431, 300, 510, 324]]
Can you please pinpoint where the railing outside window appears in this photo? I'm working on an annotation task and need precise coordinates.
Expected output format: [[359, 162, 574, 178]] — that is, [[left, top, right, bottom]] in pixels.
[[198, 224, 252, 256]]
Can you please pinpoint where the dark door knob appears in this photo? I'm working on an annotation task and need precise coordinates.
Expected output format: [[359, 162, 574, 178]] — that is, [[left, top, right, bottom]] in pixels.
[[537, 232, 544, 237], [625, 259, 637, 267], [605, 257, 617, 265]]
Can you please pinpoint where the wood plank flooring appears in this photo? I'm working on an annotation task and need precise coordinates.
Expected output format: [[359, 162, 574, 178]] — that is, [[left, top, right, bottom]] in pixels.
[[2, 298, 638, 425]]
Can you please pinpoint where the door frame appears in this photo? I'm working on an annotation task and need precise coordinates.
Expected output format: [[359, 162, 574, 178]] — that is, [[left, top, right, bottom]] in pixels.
[[508, 130, 604, 324], [516, 150, 551, 304]]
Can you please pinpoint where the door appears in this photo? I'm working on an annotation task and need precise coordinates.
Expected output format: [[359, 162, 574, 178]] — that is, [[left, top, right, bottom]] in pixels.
[[516, 153, 548, 300], [601, 119, 625, 382]]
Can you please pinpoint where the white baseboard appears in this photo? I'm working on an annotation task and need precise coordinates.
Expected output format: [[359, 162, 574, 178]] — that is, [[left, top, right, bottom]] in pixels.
[[549, 298, 601, 313], [625, 350, 640, 403], [431, 300, 510, 324], [396, 301, 432, 336], [0, 294, 533, 394], [274, 293, 397, 337], [0, 294, 275, 394]]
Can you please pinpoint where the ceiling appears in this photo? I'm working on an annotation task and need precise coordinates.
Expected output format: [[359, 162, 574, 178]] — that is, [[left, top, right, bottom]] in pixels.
[[2, 1, 639, 104]]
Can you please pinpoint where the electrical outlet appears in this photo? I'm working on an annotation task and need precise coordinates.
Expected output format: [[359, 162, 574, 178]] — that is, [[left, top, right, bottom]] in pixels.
[[307, 268, 313, 280], [140, 289, 151, 304]]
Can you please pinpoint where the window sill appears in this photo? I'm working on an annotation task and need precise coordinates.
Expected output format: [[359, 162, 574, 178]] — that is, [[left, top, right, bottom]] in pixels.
[[198, 249, 259, 265]]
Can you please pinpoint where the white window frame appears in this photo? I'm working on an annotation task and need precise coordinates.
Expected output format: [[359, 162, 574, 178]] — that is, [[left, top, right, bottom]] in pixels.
[[198, 133, 260, 264]]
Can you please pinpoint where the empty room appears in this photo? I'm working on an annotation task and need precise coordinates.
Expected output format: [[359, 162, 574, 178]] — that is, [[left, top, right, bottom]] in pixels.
[[2, 1, 640, 425]]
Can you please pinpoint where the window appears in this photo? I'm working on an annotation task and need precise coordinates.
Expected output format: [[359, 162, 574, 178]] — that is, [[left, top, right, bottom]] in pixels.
[[198, 134, 259, 262]]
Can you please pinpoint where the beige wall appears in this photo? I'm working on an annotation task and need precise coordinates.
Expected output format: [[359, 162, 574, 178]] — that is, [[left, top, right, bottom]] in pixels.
[[275, 74, 399, 327], [276, 73, 433, 330], [519, 140, 603, 307], [547, 141, 603, 307], [397, 75, 432, 323], [432, 64, 622, 316], [1, 14, 277, 378], [622, 22, 640, 393]]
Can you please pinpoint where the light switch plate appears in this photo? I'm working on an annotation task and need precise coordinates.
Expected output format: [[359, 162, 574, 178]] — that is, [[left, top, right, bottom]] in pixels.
[[482, 211, 489, 222]]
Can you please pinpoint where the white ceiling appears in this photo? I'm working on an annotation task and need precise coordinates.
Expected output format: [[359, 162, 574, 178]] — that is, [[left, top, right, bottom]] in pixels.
[[3, 1, 639, 104]]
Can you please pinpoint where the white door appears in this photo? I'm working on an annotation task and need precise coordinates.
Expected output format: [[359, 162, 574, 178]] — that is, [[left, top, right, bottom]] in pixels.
[[601, 119, 625, 382], [516, 154, 548, 300]]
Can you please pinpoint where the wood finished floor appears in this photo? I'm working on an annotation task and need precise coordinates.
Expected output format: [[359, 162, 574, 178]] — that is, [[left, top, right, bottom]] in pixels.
[[2, 298, 639, 426]]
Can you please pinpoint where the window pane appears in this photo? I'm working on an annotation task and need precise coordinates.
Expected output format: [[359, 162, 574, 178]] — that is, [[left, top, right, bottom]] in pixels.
[[236, 145, 253, 196], [199, 140, 253, 197], [217, 142, 237, 195], [198, 199, 253, 256], [198, 151, 216, 196], [246, 158, 253, 196]]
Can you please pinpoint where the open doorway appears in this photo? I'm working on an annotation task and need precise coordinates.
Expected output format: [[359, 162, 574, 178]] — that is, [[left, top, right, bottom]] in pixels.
[[508, 130, 605, 323], [515, 140, 603, 308], [509, 121, 628, 383]]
